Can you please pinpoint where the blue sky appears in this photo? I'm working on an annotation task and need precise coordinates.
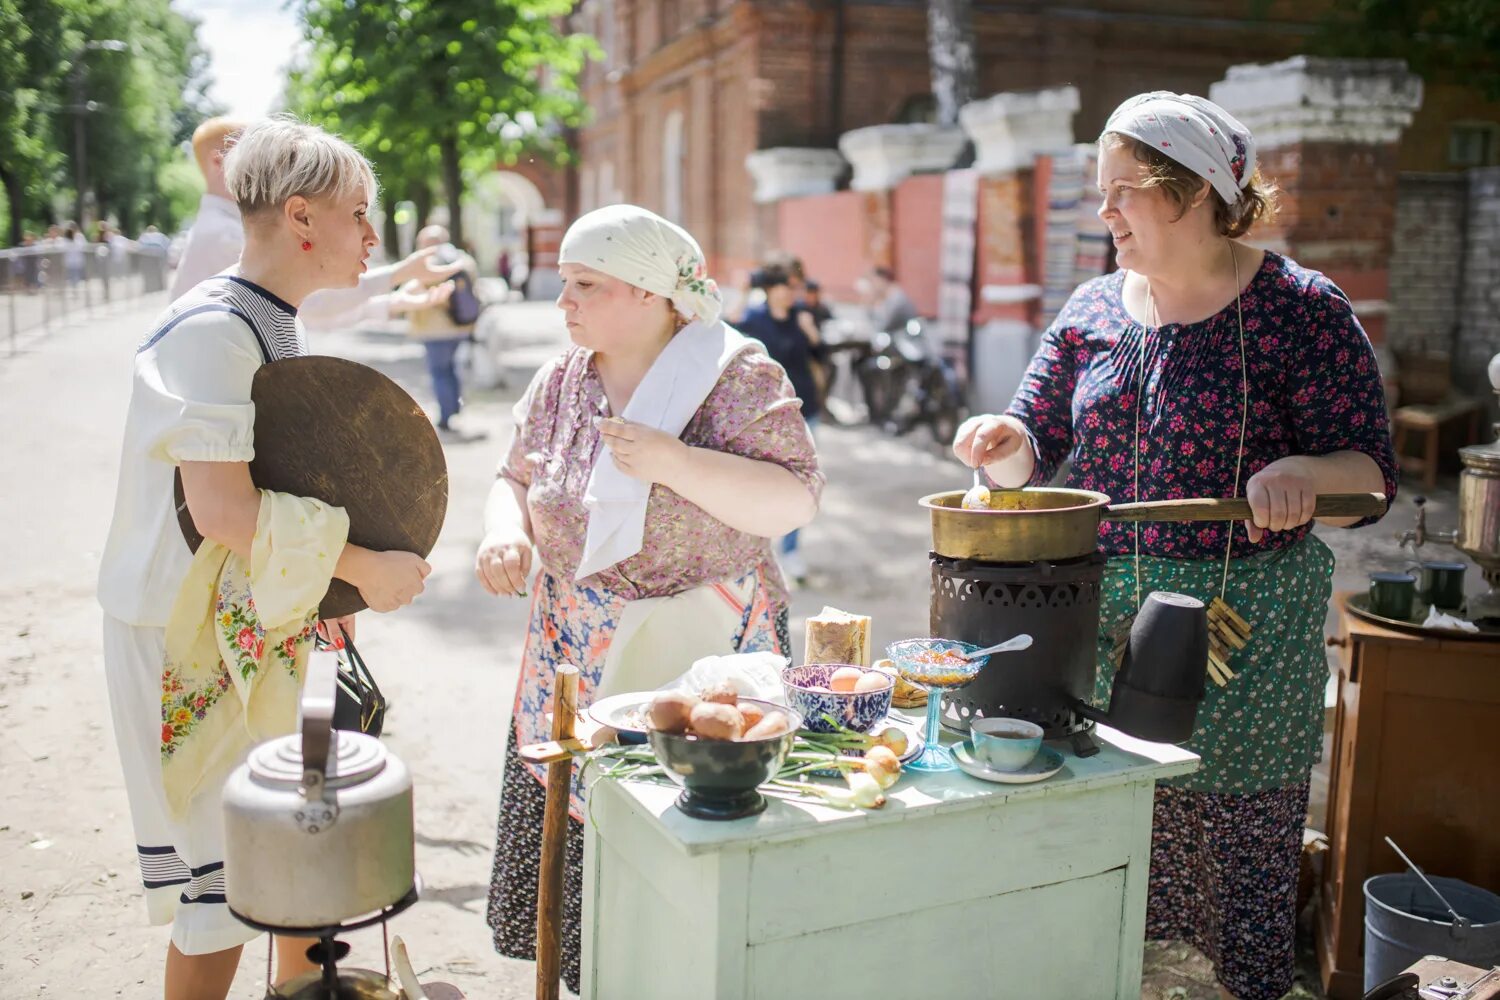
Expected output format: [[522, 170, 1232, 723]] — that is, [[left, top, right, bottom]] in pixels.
[[174, 0, 304, 119]]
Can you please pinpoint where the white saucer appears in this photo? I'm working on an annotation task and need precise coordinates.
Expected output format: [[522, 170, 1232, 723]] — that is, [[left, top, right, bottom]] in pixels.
[[586, 691, 654, 740], [952, 742, 1066, 784]]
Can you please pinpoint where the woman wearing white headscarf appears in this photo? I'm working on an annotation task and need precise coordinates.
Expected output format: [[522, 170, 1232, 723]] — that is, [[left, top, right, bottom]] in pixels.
[[953, 93, 1396, 999], [476, 204, 823, 992]]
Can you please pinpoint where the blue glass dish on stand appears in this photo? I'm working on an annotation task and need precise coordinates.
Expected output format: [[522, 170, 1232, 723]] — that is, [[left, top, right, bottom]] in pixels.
[[885, 638, 990, 772]]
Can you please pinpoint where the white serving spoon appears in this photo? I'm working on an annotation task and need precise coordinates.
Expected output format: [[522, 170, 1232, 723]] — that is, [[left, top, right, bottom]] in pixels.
[[960, 467, 991, 510], [963, 633, 1034, 660]]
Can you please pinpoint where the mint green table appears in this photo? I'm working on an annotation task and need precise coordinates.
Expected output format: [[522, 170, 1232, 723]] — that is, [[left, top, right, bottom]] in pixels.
[[580, 726, 1198, 1000]]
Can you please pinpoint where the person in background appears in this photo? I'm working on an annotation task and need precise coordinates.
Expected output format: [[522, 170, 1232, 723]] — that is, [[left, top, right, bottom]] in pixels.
[[737, 264, 825, 584], [63, 222, 87, 287], [802, 279, 833, 330], [862, 266, 918, 333], [401, 224, 481, 437], [19, 231, 42, 289], [169, 117, 247, 300], [138, 224, 172, 252]]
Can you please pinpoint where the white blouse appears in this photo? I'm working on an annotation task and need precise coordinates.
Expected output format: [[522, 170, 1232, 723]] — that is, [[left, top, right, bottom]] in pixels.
[[98, 276, 305, 627]]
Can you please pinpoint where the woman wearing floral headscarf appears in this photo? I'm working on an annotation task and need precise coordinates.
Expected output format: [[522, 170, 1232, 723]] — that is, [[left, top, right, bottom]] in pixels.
[[477, 204, 824, 992], [954, 93, 1396, 999]]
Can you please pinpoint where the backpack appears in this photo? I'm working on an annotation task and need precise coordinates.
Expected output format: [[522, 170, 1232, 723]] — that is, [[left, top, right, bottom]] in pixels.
[[447, 271, 481, 326]]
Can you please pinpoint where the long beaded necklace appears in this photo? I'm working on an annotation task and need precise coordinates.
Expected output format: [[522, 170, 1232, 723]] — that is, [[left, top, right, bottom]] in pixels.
[[1111, 242, 1253, 687]]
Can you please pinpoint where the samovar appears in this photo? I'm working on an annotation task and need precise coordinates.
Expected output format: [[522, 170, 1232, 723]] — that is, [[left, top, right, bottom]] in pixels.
[[1399, 353, 1500, 620]]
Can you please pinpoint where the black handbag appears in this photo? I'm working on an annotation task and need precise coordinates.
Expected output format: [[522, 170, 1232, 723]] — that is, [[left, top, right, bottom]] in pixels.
[[321, 625, 386, 736]]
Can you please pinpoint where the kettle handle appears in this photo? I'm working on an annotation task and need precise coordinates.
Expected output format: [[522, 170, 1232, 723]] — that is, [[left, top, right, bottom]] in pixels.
[[300, 648, 339, 799]]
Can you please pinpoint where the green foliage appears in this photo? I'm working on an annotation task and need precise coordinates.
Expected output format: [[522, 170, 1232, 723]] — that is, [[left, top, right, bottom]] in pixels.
[[1311, 0, 1500, 100], [287, 0, 596, 244], [0, 0, 218, 245], [0, 0, 72, 244], [157, 149, 205, 231]]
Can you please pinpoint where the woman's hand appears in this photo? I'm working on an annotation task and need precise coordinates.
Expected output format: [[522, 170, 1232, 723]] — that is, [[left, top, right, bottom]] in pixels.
[[598, 417, 688, 486], [350, 549, 431, 612], [952, 414, 1028, 469], [317, 615, 357, 648], [1244, 456, 1318, 543], [476, 530, 534, 597]]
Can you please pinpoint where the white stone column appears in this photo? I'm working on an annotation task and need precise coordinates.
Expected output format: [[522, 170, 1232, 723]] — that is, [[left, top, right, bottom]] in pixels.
[[837, 123, 967, 192], [956, 87, 1080, 415], [958, 86, 1080, 176], [1209, 56, 1422, 149], [743, 148, 847, 204]]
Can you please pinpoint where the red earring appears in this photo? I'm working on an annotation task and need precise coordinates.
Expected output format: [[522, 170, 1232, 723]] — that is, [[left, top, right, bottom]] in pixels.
[[301, 240, 312, 251]]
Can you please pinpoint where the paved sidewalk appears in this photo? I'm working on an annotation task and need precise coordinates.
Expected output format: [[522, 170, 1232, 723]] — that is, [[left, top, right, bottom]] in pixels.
[[0, 298, 1448, 998]]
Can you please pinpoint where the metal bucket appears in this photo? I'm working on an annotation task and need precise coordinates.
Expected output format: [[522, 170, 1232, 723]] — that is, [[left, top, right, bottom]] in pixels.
[[1364, 874, 1500, 990]]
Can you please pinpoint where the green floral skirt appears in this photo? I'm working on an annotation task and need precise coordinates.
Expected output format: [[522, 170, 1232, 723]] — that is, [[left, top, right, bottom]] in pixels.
[[1094, 535, 1335, 794]]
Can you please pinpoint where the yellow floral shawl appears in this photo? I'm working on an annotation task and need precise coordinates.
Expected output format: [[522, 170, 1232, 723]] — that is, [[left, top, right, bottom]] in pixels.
[[159, 490, 349, 818]]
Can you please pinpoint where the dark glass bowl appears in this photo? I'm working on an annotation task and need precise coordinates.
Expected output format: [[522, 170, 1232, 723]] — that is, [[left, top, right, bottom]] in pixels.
[[647, 697, 804, 820]]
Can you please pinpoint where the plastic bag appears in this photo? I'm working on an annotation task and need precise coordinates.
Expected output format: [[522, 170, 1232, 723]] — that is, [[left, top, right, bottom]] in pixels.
[[662, 651, 789, 704]]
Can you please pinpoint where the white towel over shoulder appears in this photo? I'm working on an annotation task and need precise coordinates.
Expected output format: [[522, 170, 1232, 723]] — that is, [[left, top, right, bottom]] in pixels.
[[576, 319, 760, 580]]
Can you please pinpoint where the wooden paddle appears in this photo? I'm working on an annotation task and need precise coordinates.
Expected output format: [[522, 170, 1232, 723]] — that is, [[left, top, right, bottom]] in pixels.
[[537, 665, 579, 1000], [172, 356, 447, 619]]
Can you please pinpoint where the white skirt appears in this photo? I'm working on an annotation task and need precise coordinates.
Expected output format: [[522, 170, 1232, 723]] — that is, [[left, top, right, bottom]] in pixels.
[[102, 614, 261, 956]]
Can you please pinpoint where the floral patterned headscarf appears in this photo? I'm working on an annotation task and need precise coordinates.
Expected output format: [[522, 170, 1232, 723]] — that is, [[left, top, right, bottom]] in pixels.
[[1103, 91, 1256, 205], [558, 204, 723, 326]]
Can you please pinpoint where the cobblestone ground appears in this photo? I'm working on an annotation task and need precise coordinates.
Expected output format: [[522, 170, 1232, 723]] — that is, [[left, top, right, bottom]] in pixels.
[[0, 296, 1455, 997]]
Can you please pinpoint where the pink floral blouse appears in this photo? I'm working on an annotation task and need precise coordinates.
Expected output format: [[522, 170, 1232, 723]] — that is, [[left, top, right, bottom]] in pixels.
[[500, 345, 824, 608]]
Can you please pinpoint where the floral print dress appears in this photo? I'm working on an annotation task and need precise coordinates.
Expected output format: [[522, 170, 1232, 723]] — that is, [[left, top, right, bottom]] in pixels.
[[1004, 250, 1397, 792], [487, 343, 823, 993]]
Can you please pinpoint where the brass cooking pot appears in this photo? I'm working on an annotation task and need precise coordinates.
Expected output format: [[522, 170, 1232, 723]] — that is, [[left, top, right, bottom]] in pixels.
[[920, 488, 1389, 563]]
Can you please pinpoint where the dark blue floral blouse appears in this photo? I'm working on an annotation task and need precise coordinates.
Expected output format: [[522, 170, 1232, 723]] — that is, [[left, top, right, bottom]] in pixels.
[[1005, 251, 1398, 560]]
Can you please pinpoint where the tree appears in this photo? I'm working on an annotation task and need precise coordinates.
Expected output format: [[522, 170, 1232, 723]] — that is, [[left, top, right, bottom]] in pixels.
[[0, 0, 71, 245], [71, 0, 219, 233], [1311, 0, 1500, 101], [927, 0, 977, 127], [0, 0, 216, 244], [289, 0, 595, 248]]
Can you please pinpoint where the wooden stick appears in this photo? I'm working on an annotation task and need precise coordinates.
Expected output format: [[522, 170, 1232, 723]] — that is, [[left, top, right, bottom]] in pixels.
[[519, 736, 596, 766], [1208, 598, 1253, 638], [536, 665, 579, 1000], [1103, 492, 1387, 524]]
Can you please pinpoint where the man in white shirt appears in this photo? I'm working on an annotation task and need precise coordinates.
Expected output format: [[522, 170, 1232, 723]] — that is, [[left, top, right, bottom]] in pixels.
[[168, 117, 246, 300]]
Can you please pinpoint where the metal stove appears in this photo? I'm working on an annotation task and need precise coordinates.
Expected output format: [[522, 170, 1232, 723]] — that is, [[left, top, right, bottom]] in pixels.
[[930, 551, 1106, 757]]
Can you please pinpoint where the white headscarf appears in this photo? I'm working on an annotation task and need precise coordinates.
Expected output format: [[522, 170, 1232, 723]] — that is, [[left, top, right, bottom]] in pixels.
[[1103, 92, 1256, 205], [558, 204, 723, 326]]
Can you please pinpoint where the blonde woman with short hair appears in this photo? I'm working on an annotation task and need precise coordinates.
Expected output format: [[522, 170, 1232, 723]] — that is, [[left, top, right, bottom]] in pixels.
[[98, 116, 431, 1000]]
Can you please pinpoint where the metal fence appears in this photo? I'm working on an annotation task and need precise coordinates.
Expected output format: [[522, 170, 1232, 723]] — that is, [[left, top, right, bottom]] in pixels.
[[0, 242, 170, 355]]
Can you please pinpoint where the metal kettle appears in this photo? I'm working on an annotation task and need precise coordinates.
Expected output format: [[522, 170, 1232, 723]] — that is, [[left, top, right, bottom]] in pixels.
[[222, 649, 415, 929]]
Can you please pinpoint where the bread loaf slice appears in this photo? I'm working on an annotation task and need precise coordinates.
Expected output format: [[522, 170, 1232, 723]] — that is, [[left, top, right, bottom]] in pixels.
[[803, 606, 872, 667]]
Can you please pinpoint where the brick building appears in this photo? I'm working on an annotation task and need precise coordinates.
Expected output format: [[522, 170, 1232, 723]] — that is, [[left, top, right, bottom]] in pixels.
[[563, 0, 1500, 280]]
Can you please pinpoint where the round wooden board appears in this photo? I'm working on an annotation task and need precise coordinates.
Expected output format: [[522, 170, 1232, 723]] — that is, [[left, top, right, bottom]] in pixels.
[[173, 356, 448, 618]]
